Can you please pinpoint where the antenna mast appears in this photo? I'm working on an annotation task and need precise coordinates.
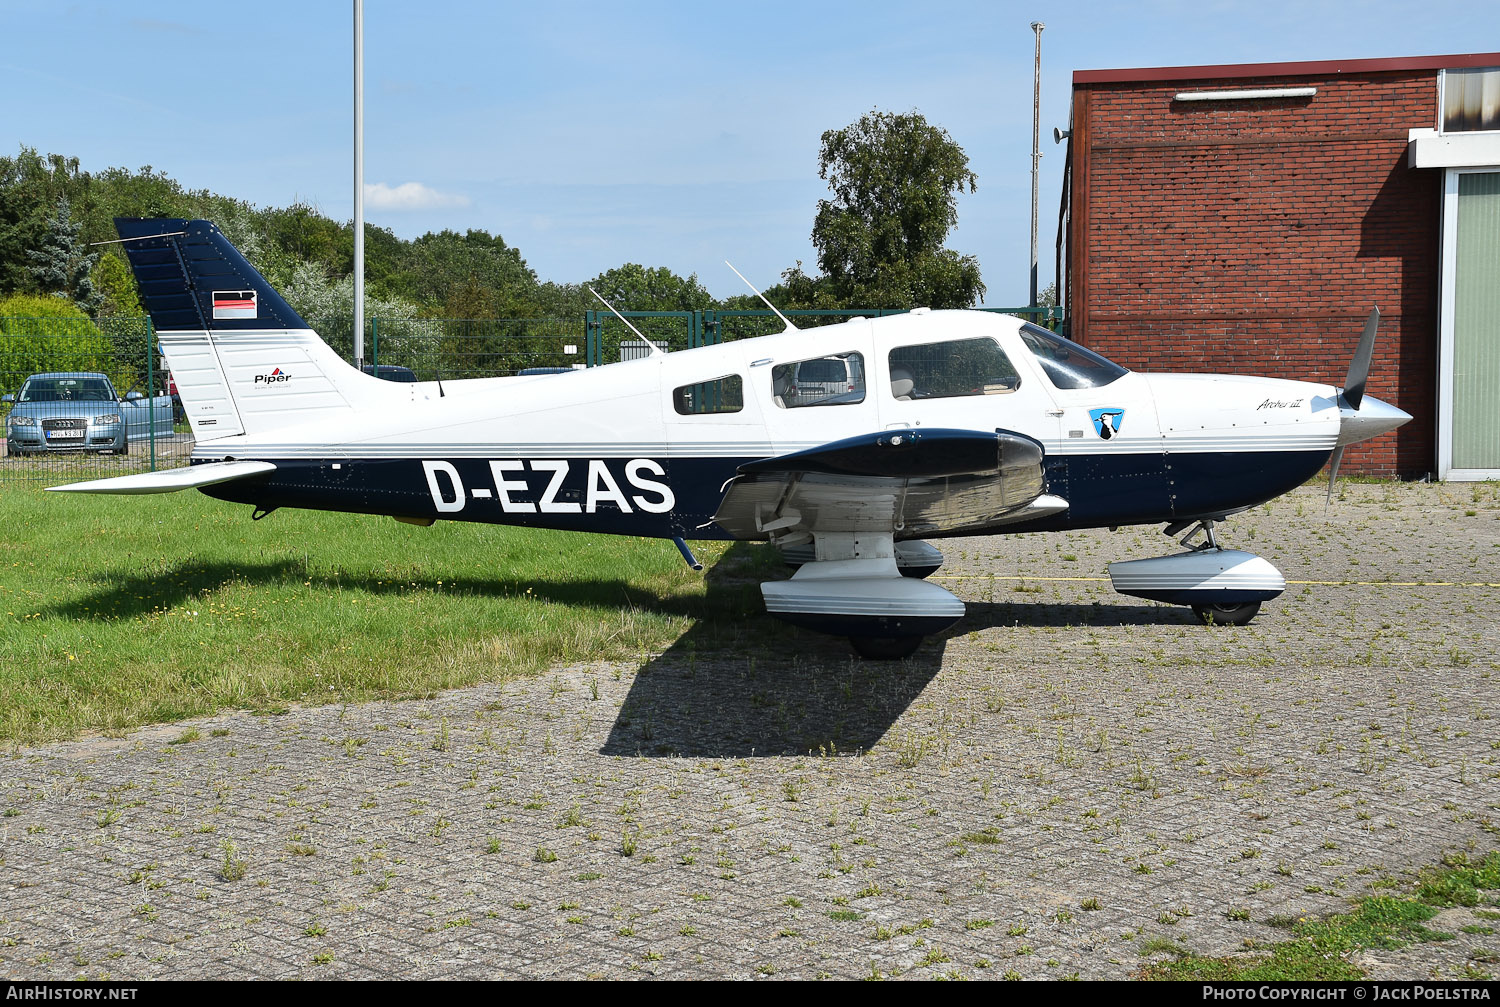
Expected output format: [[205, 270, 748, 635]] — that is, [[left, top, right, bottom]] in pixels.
[[588, 287, 664, 357], [725, 261, 797, 332]]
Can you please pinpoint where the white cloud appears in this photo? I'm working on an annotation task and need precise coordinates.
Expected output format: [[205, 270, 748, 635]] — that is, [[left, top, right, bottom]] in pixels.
[[363, 181, 470, 211]]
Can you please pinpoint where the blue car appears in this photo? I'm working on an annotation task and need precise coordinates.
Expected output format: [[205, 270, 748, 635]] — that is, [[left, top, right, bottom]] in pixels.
[[3, 372, 172, 457]]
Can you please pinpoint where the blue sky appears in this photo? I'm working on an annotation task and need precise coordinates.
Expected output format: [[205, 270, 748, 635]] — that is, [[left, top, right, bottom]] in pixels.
[[3, 1, 1496, 304]]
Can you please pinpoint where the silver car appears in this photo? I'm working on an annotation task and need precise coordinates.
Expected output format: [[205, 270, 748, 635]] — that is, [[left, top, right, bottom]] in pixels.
[[3, 372, 171, 456]]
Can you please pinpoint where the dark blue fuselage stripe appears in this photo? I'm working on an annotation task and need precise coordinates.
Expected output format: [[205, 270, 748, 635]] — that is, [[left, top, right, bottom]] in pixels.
[[199, 450, 1331, 539]]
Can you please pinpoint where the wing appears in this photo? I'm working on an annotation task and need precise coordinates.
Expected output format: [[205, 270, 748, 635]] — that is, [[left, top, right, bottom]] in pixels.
[[711, 428, 1065, 541], [46, 459, 277, 495]]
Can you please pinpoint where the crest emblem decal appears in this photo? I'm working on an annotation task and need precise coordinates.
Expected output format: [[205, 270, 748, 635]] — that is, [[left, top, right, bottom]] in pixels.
[[1089, 408, 1125, 440]]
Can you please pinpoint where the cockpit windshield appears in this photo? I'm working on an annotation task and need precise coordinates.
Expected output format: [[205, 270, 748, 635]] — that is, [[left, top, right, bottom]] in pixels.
[[1017, 323, 1128, 390]]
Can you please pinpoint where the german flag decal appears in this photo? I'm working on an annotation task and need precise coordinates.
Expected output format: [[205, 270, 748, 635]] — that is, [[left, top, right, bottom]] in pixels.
[[212, 290, 257, 320]]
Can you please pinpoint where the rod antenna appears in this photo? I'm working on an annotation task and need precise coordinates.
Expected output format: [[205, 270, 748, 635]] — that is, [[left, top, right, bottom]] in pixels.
[[725, 260, 797, 332], [588, 286, 664, 357]]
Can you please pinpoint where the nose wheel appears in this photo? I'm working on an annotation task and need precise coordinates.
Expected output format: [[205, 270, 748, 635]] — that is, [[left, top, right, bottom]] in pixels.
[[1108, 516, 1284, 627], [848, 635, 924, 660], [1190, 600, 1262, 626]]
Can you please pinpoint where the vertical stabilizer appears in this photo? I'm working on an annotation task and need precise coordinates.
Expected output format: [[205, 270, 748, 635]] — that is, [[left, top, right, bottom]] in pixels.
[[114, 218, 389, 441]]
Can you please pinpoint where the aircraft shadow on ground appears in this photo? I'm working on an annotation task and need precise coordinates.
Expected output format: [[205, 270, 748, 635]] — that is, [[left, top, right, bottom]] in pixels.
[[598, 554, 1189, 759], [50, 549, 1190, 761], [45, 560, 714, 624]]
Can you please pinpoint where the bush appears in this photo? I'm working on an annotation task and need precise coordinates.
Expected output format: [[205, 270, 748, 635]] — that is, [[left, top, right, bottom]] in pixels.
[[0, 294, 137, 395]]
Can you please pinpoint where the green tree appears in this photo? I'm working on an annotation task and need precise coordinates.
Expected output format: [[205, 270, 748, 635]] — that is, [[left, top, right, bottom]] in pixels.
[[811, 109, 984, 309], [530, 281, 592, 318], [28, 195, 100, 314], [90, 252, 140, 316], [393, 229, 538, 315], [444, 274, 499, 319], [0, 293, 120, 392], [259, 202, 348, 277], [0, 149, 83, 297], [587, 262, 713, 312]]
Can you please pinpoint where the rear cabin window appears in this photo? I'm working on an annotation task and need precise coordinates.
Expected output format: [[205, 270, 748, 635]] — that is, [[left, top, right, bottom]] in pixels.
[[771, 352, 865, 408], [673, 374, 744, 415], [888, 338, 1020, 400]]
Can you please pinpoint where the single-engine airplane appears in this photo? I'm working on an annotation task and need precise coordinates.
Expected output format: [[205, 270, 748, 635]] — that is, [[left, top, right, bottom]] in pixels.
[[52, 218, 1411, 659]]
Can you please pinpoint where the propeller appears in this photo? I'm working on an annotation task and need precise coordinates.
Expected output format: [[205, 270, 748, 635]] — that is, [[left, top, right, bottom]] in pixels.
[[1326, 306, 1380, 505]]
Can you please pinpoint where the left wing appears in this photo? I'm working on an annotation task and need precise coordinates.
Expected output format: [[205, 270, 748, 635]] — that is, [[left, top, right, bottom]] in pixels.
[[711, 428, 1063, 542]]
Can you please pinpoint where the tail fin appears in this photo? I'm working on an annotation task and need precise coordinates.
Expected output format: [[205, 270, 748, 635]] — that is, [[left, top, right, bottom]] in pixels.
[[115, 218, 386, 441]]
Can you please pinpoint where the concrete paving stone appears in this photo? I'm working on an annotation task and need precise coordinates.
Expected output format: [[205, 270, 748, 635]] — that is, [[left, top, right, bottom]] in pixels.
[[2, 482, 1498, 978]]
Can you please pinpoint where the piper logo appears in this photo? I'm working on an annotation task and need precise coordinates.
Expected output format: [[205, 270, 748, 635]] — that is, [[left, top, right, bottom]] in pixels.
[[254, 367, 290, 385]]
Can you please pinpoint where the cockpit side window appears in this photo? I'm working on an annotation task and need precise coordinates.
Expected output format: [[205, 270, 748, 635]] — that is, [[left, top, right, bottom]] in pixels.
[[1017, 323, 1128, 389], [673, 374, 743, 415], [771, 352, 865, 408], [887, 338, 1020, 401]]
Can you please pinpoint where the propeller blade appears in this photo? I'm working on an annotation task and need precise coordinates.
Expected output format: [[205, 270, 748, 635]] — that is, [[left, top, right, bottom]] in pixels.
[[1342, 306, 1379, 411], [1325, 445, 1345, 507]]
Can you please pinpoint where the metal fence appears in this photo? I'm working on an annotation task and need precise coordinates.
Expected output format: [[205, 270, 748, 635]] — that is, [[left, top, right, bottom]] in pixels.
[[0, 305, 1061, 484], [0, 316, 183, 483], [310, 316, 590, 380]]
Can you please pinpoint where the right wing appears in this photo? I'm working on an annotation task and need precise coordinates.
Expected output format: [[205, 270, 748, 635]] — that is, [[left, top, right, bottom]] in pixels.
[[711, 428, 1064, 541]]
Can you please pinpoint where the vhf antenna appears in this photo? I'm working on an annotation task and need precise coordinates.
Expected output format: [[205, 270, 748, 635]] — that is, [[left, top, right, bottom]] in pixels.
[[588, 286, 664, 357], [725, 261, 797, 332]]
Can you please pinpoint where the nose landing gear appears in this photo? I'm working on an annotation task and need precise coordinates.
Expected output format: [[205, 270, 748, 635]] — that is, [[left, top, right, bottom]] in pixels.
[[1107, 517, 1285, 626]]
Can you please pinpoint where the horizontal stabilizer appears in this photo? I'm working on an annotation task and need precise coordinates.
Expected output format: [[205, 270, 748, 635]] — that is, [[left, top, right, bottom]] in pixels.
[[47, 460, 276, 495]]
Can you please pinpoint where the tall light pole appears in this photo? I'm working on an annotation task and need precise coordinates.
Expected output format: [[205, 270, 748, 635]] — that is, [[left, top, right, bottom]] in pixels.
[[1029, 21, 1044, 310], [353, 0, 365, 372]]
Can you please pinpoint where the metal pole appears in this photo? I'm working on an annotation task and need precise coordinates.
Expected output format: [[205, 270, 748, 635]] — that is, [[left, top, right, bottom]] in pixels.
[[353, 0, 365, 372], [1029, 21, 1044, 310], [147, 319, 156, 472]]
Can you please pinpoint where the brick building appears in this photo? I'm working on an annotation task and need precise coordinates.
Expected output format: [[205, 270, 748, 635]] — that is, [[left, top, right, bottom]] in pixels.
[[1060, 53, 1500, 478]]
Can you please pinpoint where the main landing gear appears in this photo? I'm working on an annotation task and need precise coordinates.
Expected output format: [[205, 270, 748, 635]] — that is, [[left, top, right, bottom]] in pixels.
[[764, 535, 961, 661], [1106, 517, 1286, 627]]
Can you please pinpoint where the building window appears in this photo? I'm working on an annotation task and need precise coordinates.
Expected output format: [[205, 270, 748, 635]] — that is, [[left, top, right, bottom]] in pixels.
[[673, 374, 743, 415], [1443, 68, 1500, 133], [888, 338, 1021, 400], [771, 353, 865, 408]]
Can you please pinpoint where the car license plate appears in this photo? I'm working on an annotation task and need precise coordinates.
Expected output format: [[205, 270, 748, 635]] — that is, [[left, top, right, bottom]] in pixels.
[[47, 429, 83, 439]]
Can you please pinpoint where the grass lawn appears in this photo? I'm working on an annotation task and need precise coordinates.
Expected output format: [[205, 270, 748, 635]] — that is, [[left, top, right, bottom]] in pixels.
[[0, 486, 773, 745], [1139, 852, 1500, 980]]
